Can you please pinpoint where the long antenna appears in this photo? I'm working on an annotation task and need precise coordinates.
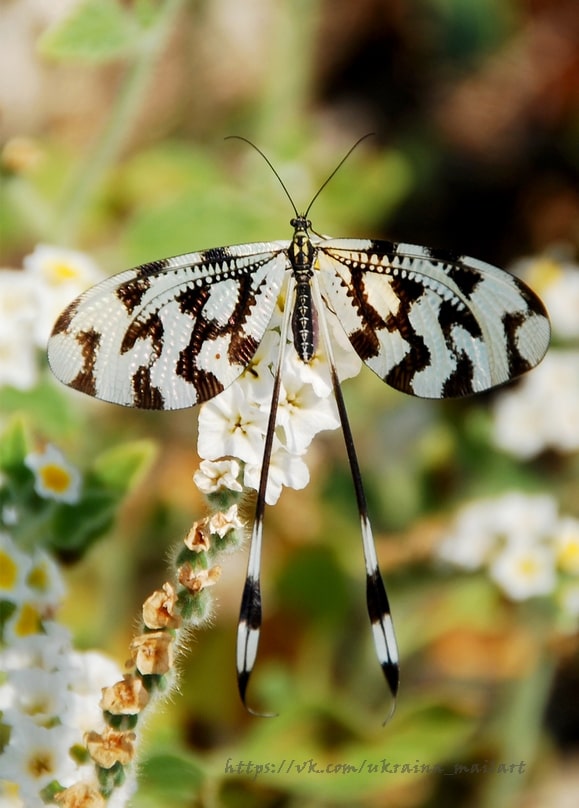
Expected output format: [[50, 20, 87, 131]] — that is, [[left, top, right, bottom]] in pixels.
[[225, 135, 299, 217], [304, 133, 375, 218], [225, 133, 375, 218]]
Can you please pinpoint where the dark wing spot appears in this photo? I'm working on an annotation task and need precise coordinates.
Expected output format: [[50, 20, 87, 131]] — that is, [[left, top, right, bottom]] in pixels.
[[69, 329, 100, 397], [441, 353, 476, 397], [503, 311, 533, 376], [121, 312, 164, 356], [132, 366, 165, 409], [385, 332, 430, 393], [116, 277, 152, 314], [191, 370, 225, 403], [51, 298, 80, 336], [349, 326, 380, 361]]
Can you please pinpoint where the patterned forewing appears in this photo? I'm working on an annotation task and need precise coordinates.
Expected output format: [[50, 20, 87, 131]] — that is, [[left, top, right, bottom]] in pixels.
[[48, 244, 288, 409], [317, 239, 550, 398]]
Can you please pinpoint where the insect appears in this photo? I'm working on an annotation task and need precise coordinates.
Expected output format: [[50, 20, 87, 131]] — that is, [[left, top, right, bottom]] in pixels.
[[48, 138, 550, 719]]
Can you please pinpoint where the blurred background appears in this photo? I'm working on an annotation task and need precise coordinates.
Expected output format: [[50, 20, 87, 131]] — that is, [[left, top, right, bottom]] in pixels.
[[1, 1, 579, 806]]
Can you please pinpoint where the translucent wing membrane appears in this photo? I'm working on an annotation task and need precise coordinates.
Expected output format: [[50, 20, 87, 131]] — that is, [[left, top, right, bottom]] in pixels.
[[317, 239, 550, 398], [48, 244, 288, 410]]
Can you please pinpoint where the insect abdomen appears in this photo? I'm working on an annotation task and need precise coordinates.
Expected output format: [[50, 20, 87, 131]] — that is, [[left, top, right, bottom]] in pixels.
[[292, 279, 316, 362]]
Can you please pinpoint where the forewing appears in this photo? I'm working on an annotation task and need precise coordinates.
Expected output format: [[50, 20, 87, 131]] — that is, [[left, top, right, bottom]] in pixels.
[[48, 243, 288, 410], [317, 239, 550, 398]]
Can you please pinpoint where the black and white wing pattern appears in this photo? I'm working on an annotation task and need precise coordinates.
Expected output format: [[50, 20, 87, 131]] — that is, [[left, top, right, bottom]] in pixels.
[[316, 239, 550, 398], [48, 216, 550, 723], [48, 243, 289, 410]]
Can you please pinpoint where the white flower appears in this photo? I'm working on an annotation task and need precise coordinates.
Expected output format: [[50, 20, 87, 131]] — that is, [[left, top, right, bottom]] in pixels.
[[5, 667, 71, 724], [67, 650, 123, 734], [67, 650, 123, 699], [197, 385, 270, 465], [0, 532, 32, 603], [26, 548, 67, 606], [0, 269, 39, 390], [492, 351, 579, 457], [24, 444, 81, 504], [23, 244, 101, 346], [439, 492, 566, 603], [275, 352, 340, 454], [437, 500, 499, 570], [0, 716, 80, 803], [489, 541, 557, 601], [193, 458, 243, 494], [438, 493, 559, 572], [244, 445, 310, 505], [0, 270, 37, 324], [0, 271, 38, 390], [490, 492, 558, 542], [2, 621, 72, 673]]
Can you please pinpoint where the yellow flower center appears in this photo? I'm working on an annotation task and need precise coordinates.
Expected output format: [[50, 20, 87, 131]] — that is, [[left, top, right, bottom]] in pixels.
[[27, 561, 49, 593], [0, 550, 18, 590], [28, 751, 54, 778], [47, 260, 80, 284], [518, 556, 539, 578], [40, 463, 72, 494], [14, 602, 41, 637]]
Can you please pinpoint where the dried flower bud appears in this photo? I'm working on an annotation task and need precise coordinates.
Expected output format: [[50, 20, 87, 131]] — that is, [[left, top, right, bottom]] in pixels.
[[143, 582, 181, 629], [183, 520, 212, 553], [208, 504, 243, 538], [100, 674, 149, 715], [54, 782, 106, 807], [84, 729, 136, 768], [130, 631, 174, 675], [178, 562, 222, 593]]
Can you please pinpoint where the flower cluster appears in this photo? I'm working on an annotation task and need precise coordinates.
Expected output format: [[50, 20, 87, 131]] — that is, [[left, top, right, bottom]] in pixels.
[[47, 472, 243, 806], [438, 492, 579, 616], [0, 245, 101, 393], [1, 422, 244, 806], [0, 531, 127, 808], [196, 289, 362, 505], [492, 253, 579, 457]]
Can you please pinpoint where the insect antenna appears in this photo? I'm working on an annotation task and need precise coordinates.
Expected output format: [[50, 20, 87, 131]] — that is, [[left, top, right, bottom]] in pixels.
[[226, 133, 375, 220], [225, 135, 299, 218], [304, 133, 375, 218]]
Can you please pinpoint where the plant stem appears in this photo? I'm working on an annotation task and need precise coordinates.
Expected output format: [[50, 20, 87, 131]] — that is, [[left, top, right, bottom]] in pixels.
[[55, 0, 185, 244]]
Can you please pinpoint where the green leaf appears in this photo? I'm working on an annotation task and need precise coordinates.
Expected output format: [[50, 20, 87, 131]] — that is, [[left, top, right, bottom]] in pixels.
[[136, 753, 205, 805], [38, 0, 136, 64], [92, 440, 157, 493], [0, 377, 82, 437], [0, 418, 29, 472]]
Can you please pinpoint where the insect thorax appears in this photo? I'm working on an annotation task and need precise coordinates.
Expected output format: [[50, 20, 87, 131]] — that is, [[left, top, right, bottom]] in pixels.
[[289, 218, 316, 362]]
